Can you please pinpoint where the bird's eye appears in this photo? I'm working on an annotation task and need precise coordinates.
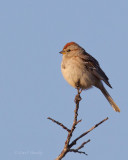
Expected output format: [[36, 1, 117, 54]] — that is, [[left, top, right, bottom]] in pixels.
[[67, 49, 71, 52]]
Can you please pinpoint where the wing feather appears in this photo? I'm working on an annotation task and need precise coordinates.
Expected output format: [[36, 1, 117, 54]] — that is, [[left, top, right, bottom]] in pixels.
[[78, 51, 112, 88]]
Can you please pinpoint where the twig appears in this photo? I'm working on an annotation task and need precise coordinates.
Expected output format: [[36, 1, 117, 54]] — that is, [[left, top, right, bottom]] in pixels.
[[69, 117, 108, 148], [69, 149, 87, 155], [69, 139, 90, 156], [77, 139, 91, 150], [76, 119, 82, 125], [47, 117, 71, 132]]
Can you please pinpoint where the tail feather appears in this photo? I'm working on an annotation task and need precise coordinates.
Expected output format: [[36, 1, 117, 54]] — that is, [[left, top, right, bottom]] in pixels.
[[100, 86, 120, 112]]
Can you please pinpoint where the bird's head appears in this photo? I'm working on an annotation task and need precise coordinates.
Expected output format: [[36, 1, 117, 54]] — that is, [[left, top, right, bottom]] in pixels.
[[59, 42, 84, 57]]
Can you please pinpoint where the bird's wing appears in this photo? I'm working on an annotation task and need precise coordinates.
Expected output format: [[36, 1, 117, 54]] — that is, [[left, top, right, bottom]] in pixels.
[[78, 51, 112, 88]]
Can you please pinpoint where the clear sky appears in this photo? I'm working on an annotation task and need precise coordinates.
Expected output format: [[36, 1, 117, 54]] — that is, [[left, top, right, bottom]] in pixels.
[[0, 0, 128, 160]]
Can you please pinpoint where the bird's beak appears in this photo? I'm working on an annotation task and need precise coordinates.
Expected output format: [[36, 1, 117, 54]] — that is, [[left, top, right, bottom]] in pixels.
[[59, 50, 66, 55]]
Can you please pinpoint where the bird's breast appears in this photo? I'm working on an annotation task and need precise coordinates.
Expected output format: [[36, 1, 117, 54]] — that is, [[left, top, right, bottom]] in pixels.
[[61, 58, 94, 89]]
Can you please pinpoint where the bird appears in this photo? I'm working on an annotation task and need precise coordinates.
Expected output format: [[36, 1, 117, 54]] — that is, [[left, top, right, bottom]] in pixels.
[[59, 42, 120, 112]]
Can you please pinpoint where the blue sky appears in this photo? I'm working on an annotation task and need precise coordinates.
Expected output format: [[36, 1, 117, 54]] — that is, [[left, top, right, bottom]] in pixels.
[[0, 0, 128, 160]]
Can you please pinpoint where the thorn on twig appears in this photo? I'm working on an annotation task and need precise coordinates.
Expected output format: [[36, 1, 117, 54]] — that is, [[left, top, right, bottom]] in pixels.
[[47, 117, 71, 132]]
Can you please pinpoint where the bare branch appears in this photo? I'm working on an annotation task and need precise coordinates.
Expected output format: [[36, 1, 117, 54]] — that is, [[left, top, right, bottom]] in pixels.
[[69, 149, 87, 155], [69, 139, 90, 156], [64, 94, 81, 148], [47, 117, 71, 132], [69, 117, 108, 148], [55, 92, 82, 160], [76, 119, 82, 125], [77, 139, 91, 150], [48, 90, 109, 160]]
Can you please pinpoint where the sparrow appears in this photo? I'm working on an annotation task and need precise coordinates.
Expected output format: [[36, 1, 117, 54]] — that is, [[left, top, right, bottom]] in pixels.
[[60, 42, 120, 112]]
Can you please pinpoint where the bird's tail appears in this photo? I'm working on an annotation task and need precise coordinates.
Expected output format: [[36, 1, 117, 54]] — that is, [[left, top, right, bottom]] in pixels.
[[100, 86, 120, 112]]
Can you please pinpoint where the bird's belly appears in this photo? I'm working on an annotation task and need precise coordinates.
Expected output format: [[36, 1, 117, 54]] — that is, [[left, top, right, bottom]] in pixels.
[[61, 62, 94, 89]]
